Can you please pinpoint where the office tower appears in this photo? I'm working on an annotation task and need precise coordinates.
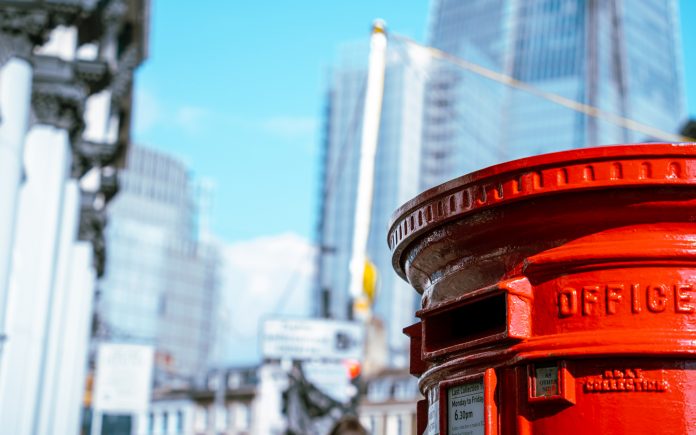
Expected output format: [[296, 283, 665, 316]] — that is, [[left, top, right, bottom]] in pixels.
[[422, 0, 687, 188], [315, 43, 427, 367], [96, 146, 218, 385]]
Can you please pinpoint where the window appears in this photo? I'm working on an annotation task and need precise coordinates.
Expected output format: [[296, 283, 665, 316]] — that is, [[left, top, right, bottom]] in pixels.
[[147, 412, 154, 435], [176, 410, 184, 434]]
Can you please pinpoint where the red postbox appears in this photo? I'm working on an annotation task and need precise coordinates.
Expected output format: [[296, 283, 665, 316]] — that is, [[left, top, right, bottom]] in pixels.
[[390, 144, 696, 434]]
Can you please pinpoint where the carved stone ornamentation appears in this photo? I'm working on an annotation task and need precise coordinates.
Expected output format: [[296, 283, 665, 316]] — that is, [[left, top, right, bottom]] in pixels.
[[31, 54, 111, 176], [31, 80, 86, 134], [0, 0, 149, 278], [0, 8, 51, 63], [78, 190, 106, 277], [71, 138, 120, 178], [0, 1, 100, 64], [74, 58, 111, 94]]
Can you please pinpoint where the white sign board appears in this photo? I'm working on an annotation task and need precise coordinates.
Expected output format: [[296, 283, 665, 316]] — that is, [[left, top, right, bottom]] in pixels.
[[447, 380, 484, 435], [262, 318, 364, 361], [93, 343, 154, 413]]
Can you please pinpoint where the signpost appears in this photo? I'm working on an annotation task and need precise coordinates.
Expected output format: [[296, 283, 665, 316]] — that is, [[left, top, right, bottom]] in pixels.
[[261, 318, 364, 361], [91, 343, 154, 435], [259, 316, 366, 431]]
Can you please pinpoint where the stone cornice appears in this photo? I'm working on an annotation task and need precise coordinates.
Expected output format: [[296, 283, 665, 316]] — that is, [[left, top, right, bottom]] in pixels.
[[0, 1, 99, 62], [0, 8, 51, 62], [31, 54, 111, 148], [33, 54, 110, 94], [31, 79, 86, 133], [74, 58, 110, 93], [71, 138, 121, 178]]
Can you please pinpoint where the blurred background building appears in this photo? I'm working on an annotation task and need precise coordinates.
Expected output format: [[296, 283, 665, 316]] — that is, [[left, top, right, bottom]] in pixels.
[[315, 43, 428, 368], [358, 368, 419, 435], [93, 145, 219, 388], [141, 366, 257, 435], [0, 0, 148, 434]]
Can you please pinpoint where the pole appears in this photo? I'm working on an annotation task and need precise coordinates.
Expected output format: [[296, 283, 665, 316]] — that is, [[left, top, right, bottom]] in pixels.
[[348, 20, 388, 320]]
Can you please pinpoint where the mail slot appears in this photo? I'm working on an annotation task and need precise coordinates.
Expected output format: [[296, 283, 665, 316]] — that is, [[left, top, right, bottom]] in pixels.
[[391, 144, 696, 434], [424, 292, 508, 352]]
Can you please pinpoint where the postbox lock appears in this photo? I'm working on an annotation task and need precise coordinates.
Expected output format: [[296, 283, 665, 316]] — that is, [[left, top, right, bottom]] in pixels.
[[527, 360, 575, 405]]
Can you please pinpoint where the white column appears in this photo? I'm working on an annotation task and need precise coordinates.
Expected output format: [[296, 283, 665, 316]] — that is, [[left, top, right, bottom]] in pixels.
[[55, 241, 96, 435], [0, 125, 71, 434], [0, 58, 33, 352], [83, 90, 113, 142], [35, 180, 80, 435]]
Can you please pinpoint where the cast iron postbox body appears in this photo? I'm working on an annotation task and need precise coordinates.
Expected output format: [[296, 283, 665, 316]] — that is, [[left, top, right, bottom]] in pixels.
[[390, 144, 696, 434]]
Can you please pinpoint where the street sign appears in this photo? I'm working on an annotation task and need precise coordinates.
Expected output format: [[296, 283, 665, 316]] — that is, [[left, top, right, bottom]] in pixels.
[[93, 343, 154, 413], [261, 318, 364, 361]]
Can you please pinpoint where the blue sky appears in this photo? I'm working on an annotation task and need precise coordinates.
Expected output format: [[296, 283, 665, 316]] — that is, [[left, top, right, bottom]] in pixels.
[[133, 1, 696, 245]]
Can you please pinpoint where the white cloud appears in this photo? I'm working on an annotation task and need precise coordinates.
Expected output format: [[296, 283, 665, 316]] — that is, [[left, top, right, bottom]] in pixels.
[[212, 233, 317, 366], [262, 116, 318, 138]]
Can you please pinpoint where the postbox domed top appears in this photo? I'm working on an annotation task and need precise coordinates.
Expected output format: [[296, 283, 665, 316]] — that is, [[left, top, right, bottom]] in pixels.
[[388, 143, 696, 285]]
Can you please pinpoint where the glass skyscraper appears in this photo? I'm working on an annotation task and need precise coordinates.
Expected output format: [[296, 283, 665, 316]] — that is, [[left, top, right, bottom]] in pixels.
[[95, 146, 219, 385], [317, 0, 686, 367], [423, 0, 686, 188]]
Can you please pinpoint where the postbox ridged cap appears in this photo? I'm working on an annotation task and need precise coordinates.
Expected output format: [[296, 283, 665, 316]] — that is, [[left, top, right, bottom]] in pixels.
[[389, 143, 696, 282]]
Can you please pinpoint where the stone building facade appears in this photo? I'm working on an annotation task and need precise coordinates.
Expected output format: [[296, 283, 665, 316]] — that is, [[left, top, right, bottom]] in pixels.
[[0, 1, 148, 434]]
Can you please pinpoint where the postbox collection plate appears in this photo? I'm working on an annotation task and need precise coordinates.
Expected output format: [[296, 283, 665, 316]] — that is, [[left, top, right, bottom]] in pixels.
[[438, 368, 497, 435], [446, 379, 484, 435]]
